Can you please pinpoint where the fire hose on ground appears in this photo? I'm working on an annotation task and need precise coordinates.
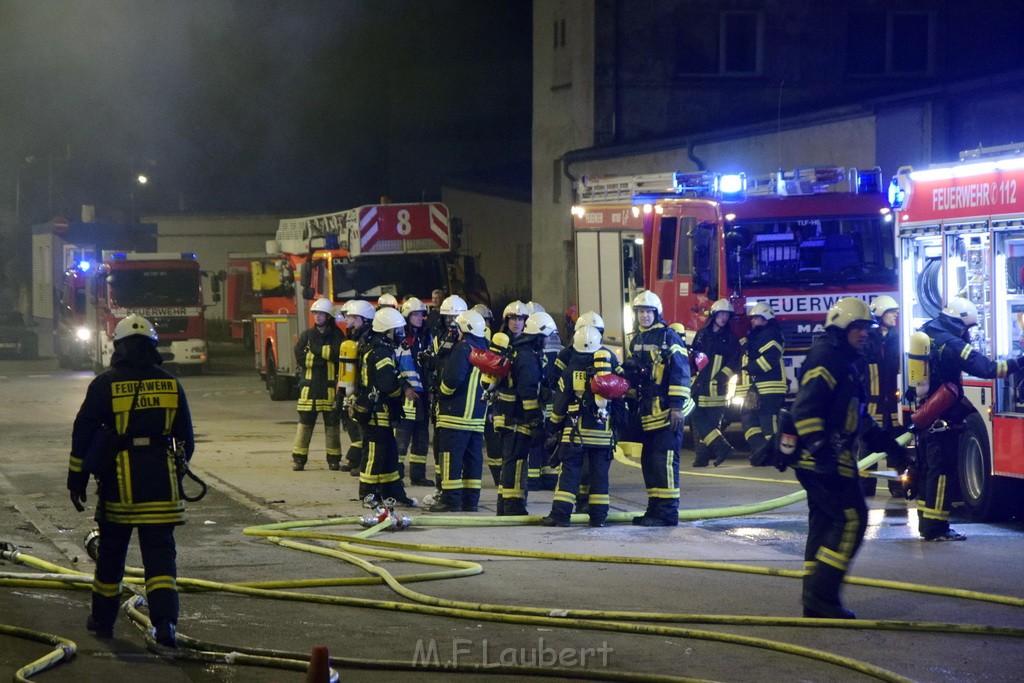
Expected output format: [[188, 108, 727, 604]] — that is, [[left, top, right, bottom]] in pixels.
[[2, 437, 1022, 682]]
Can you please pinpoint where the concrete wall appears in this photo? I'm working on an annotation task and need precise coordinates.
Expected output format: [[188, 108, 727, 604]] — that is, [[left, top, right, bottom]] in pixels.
[[441, 187, 531, 303], [532, 0, 596, 315], [146, 213, 278, 319]]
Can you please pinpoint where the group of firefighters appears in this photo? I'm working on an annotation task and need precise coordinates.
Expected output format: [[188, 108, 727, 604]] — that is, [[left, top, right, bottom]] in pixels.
[[62, 281, 1022, 640]]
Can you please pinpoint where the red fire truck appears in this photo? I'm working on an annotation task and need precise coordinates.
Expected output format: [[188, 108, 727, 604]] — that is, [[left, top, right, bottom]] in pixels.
[[69, 251, 208, 373], [573, 168, 898, 396], [891, 144, 1024, 520], [253, 201, 484, 400]]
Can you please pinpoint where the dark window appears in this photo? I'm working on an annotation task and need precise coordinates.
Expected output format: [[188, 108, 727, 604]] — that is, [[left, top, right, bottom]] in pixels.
[[657, 217, 678, 280], [676, 11, 760, 75], [675, 217, 695, 276], [107, 268, 202, 307], [846, 12, 886, 75], [891, 13, 929, 73]]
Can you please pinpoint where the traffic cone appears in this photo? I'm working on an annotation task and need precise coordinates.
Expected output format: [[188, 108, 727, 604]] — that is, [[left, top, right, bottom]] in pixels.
[[306, 645, 331, 683]]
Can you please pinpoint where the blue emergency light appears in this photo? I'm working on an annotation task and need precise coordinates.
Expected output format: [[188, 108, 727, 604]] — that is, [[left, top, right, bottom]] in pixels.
[[77, 260, 92, 272]]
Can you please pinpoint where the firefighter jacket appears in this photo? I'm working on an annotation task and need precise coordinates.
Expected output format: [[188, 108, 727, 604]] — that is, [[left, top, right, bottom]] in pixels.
[[436, 334, 488, 432], [396, 324, 431, 421], [67, 340, 194, 526], [790, 329, 871, 478], [862, 326, 900, 419], [358, 332, 404, 427], [921, 315, 1020, 426], [294, 320, 344, 412], [502, 333, 546, 434], [626, 322, 693, 431], [492, 331, 524, 430], [691, 319, 741, 407], [741, 319, 787, 396], [548, 346, 621, 447]]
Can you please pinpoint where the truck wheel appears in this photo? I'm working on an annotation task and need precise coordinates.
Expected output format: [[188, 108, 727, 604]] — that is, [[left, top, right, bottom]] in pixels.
[[265, 355, 291, 401], [957, 412, 1015, 521]]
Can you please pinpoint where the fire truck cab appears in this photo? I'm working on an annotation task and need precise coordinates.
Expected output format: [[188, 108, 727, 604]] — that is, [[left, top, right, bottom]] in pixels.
[[573, 168, 897, 395], [892, 144, 1024, 520]]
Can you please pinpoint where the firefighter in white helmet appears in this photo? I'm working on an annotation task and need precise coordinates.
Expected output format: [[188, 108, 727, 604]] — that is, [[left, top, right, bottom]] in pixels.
[[500, 300, 530, 338], [291, 298, 345, 472], [423, 294, 468, 484], [622, 290, 693, 527], [915, 297, 1022, 541], [337, 299, 375, 475], [497, 311, 558, 515], [67, 314, 194, 647], [741, 302, 787, 467], [354, 307, 417, 507], [395, 297, 434, 487], [789, 297, 904, 618], [528, 301, 562, 492], [540, 325, 625, 527], [690, 298, 742, 467], [859, 295, 903, 496], [428, 309, 490, 512], [376, 293, 399, 309]]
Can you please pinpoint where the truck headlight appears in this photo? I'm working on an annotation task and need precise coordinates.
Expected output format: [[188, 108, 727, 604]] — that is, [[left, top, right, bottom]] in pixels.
[[75, 327, 91, 341]]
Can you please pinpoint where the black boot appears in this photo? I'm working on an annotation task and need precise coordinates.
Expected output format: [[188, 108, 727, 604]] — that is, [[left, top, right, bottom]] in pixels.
[[291, 455, 306, 471], [152, 620, 177, 648], [802, 563, 855, 619]]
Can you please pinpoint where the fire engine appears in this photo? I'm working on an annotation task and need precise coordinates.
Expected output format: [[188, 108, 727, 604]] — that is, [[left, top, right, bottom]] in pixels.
[[572, 167, 897, 394], [253, 201, 483, 400], [891, 143, 1024, 520], [66, 251, 208, 373]]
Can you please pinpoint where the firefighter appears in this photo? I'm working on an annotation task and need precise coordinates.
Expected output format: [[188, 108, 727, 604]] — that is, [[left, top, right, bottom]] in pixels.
[[395, 296, 434, 486], [377, 293, 399, 309], [547, 310, 607, 513], [860, 295, 904, 494], [741, 302, 787, 466], [529, 302, 562, 491], [471, 303, 494, 338], [690, 298, 741, 467], [338, 299, 375, 475], [428, 309, 490, 512], [498, 311, 557, 516], [491, 300, 531, 475], [424, 294, 468, 485], [470, 303, 504, 484], [790, 297, 903, 618], [67, 314, 194, 647], [291, 298, 344, 472], [540, 325, 623, 527], [356, 307, 417, 507], [916, 297, 1022, 541], [623, 290, 693, 527]]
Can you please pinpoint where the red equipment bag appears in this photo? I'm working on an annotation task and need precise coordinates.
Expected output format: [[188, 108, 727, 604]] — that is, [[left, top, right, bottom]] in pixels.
[[910, 382, 959, 431], [469, 347, 511, 378], [694, 352, 709, 371], [590, 373, 630, 400]]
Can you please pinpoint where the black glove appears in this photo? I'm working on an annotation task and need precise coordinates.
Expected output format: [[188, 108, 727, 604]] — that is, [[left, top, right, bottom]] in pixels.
[[69, 487, 86, 512], [524, 407, 543, 425], [903, 386, 917, 405]]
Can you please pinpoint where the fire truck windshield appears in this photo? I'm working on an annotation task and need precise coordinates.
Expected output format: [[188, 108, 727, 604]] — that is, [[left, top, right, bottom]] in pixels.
[[331, 256, 447, 299], [107, 269, 202, 307], [725, 216, 896, 287]]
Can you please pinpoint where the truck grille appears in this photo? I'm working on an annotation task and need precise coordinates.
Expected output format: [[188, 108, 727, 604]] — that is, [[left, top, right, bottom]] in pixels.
[[152, 317, 188, 335]]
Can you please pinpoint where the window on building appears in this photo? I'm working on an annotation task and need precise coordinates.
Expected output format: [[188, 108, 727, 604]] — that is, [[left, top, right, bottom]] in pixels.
[[847, 11, 932, 75], [676, 11, 762, 76], [552, 15, 571, 88]]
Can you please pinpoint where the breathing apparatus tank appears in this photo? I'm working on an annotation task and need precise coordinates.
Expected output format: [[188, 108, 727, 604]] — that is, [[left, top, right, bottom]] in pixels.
[[470, 332, 512, 393], [338, 339, 359, 396], [909, 382, 959, 432], [907, 331, 931, 403]]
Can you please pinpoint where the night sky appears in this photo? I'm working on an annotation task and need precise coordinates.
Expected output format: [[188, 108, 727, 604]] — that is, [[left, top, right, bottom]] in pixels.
[[0, 0, 533, 222]]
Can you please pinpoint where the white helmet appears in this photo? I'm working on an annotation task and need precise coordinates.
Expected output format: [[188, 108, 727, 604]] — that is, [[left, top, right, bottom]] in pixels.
[[710, 298, 735, 315], [343, 300, 375, 320], [372, 306, 407, 333], [502, 300, 529, 319], [942, 297, 979, 328], [455, 310, 487, 336], [525, 301, 545, 314], [401, 296, 427, 317], [524, 311, 557, 336], [471, 303, 493, 320], [310, 298, 334, 315], [748, 302, 774, 320], [440, 294, 468, 316], [377, 293, 399, 309], [825, 297, 874, 330], [113, 314, 158, 343], [632, 290, 663, 315], [573, 326, 602, 353], [870, 295, 899, 316], [575, 310, 605, 333]]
